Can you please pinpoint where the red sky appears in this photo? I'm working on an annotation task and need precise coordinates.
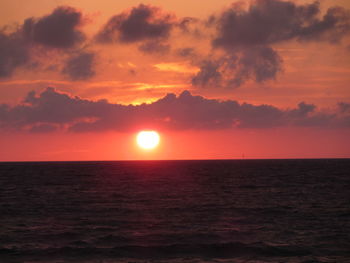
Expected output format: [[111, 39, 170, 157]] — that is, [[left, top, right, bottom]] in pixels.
[[0, 0, 350, 160]]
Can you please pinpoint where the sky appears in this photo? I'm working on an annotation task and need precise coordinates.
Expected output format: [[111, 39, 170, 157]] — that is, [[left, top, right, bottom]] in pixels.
[[0, 0, 350, 161]]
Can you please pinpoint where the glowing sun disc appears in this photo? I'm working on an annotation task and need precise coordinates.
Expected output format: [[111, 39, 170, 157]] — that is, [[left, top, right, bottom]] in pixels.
[[137, 131, 160, 150]]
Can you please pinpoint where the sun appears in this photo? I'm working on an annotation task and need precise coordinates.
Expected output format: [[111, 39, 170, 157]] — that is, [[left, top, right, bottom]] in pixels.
[[136, 131, 160, 150]]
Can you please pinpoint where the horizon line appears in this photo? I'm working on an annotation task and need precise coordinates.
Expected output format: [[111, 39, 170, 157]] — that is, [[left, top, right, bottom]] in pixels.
[[1, 157, 349, 163]]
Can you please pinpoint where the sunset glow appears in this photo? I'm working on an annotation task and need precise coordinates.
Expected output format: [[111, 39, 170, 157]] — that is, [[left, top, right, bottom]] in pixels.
[[0, 0, 349, 161], [1, 1, 349, 262]]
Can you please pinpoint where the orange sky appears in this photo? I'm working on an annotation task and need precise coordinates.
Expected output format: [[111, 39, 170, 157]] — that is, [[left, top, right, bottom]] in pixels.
[[1, 128, 349, 161], [0, 0, 350, 160]]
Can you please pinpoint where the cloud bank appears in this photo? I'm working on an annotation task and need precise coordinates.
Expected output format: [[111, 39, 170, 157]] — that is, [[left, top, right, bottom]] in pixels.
[[0, 88, 348, 133]]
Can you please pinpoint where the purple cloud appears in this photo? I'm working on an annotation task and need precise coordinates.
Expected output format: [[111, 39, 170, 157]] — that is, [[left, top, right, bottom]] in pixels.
[[96, 4, 174, 43], [23, 6, 85, 49], [213, 0, 350, 49], [138, 41, 171, 55], [62, 51, 96, 80], [192, 0, 350, 88], [0, 30, 29, 77], [0, 88, 349, 133]]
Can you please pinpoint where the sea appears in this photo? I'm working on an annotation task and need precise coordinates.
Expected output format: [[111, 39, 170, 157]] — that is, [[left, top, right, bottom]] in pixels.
[[0, 159, 349, 263]]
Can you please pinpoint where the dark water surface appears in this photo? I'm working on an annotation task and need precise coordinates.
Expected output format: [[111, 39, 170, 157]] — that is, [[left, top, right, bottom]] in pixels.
[[0, 159, 349, 262]]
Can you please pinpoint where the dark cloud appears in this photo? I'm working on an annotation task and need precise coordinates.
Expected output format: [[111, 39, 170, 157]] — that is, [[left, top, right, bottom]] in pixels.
[[213, 0, 350, 49], [231, 46, 282, 86], [338, 102, 350, 114], [178, 17, 198, 32], [23, 6, 85, 48], [178, 17, 203, 37], [192, 46, 282, 88], [96, 4, 174, 43], [192, 60, 223, 88], [298, 6, 350, 44], [290, 102, 316, 118], [0, 6, 87, 78], [176, 48, 196, 57], [61, 51, 96, 80], [0, 31, 29, 77], [0, 88, 349, 133], [191, 0, 350, 88], [29, 123, 58, 133], [138, 41, 170, 55]]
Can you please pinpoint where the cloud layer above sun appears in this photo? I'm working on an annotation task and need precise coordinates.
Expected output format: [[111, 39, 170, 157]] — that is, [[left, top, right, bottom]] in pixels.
[[0, 87, 349, 133], [0, 0, 350, 161], [0, 0, 349, 135], [1, 0, 349, 87]]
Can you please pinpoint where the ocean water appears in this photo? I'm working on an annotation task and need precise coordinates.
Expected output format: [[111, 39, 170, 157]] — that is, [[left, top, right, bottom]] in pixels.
[[0, 159, 349, 263]]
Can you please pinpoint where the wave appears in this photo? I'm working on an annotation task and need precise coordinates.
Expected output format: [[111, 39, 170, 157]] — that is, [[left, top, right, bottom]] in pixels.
[[0, 242, 313, 260]]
